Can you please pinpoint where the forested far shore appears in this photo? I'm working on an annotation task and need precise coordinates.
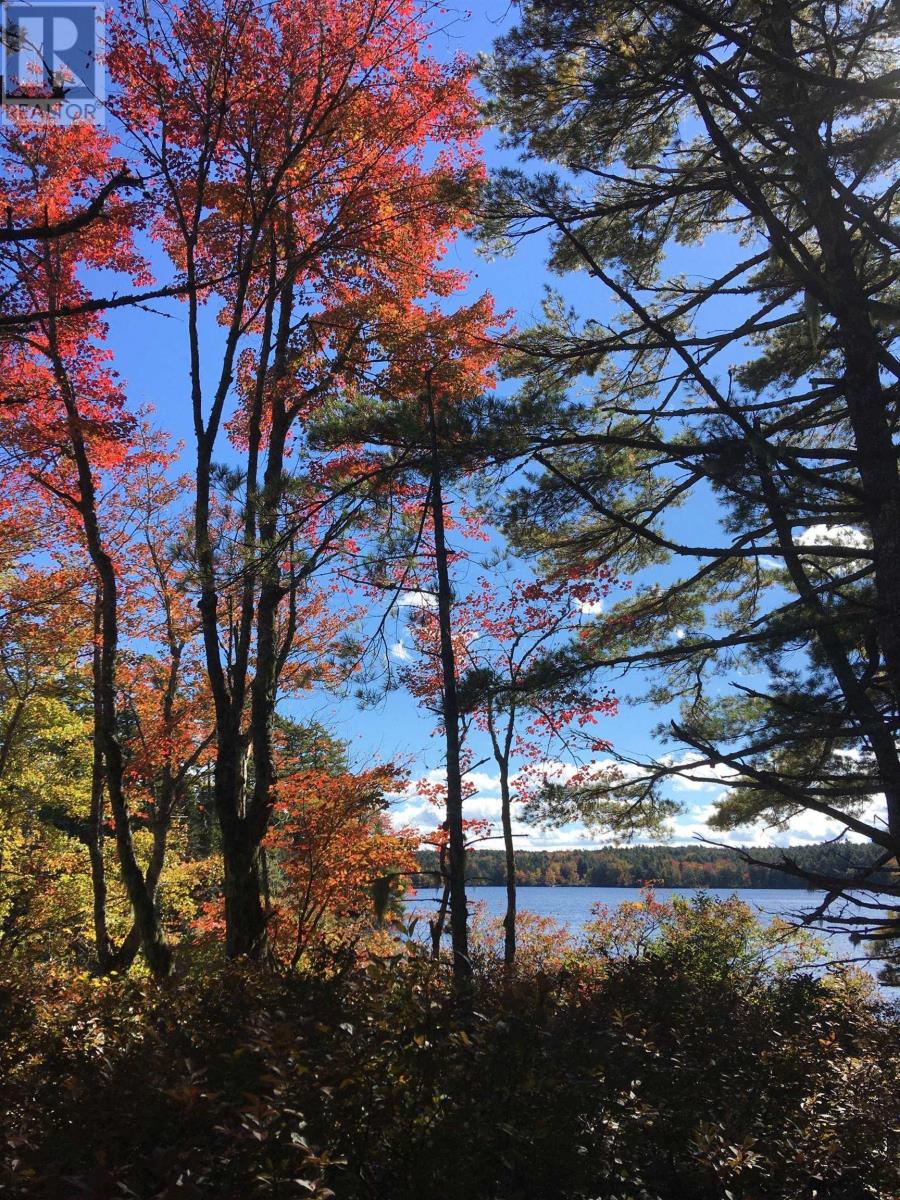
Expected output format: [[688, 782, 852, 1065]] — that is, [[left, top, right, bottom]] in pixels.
[[412, 843, 888, 890]]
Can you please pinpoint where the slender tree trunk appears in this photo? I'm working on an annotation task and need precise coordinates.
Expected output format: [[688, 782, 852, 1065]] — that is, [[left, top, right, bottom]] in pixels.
[[243, 405, 290, 958], [105, 605, 189, 973], [94, 556, 172, 978], [499, 765, 516, 968], [430, 839, 451, 960], [427, 382, 470, 987], [111, 803, 173, 970], [193, 261, 292, 962], [195, 422, 271, 960], [488, 703, 517, 968], [47, 325, 171, 978], [87, 586, 112, 971]]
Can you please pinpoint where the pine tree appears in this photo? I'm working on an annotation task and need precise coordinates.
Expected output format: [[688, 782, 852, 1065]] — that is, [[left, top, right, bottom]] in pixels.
[[483, 0, 900, 935]]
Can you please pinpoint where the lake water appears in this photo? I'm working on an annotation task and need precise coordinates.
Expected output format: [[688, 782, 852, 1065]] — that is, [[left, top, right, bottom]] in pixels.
[[407, 885, 896, 991]]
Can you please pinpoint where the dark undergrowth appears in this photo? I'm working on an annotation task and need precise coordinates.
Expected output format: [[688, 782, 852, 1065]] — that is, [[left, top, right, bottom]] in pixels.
[[2, 899, 898, 1200]]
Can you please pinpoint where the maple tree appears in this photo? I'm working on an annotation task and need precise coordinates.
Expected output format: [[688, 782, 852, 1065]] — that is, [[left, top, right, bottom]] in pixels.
[[266, 758, 417, 968], [0, 107, 223, 973], [105, 445, 217, 968], [107, 0, 489, 959], [0, 414, 216, 973], [190, 718, 416, 966], [0, 469, 187, 969], [0, 113, 181, 973], [403, 571, 619, 964]]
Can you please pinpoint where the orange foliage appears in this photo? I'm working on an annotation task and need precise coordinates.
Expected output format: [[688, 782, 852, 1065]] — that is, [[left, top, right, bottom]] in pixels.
[[266, 761, 418, 966]]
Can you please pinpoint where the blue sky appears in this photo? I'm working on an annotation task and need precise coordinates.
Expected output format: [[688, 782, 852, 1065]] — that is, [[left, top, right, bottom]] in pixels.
[[98, 2, 869, 851]]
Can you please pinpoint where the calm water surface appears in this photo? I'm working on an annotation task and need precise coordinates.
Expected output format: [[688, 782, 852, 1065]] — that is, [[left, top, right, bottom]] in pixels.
[[407, 885, 896, 990]]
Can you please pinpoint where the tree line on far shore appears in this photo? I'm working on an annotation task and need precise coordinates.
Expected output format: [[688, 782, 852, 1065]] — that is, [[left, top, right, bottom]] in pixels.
[[414, 842, 887, 891]]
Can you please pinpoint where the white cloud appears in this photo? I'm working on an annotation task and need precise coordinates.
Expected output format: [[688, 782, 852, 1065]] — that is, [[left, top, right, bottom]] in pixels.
[[663, 754, 740, 794], [797, 524, 869, 550], [397, 591, 436, 609], [387, 749, 890, 854], [391, 640, 411, 661], [578, 598, 605, 615], [668, 793, 888, 848], [465, 770, 503, 794], [796, 525, 871, 574]]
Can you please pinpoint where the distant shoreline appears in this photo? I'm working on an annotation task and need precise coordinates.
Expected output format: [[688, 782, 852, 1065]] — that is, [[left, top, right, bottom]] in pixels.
[[413, 842, 887, 891], [469, 882, 823, 891], [411, 881, 824, 891]]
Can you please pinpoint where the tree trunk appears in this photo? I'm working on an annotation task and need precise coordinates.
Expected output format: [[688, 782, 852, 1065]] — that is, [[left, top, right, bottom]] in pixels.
[[765, 1, 900, 847], [205, 721, 272, 960], [192, 264, 292, 962], [427, 383, 471, 988], [430, 839, 451, 960], [488, 703, 518, 969], [88, 586, 112, 971], [499, 767, 516, 968], [49, 332, 171, 978], [96, 563, 172, 978], [110, 804, 173, 971], [224, 835, 269, 959], [243, 406, 290, 958]]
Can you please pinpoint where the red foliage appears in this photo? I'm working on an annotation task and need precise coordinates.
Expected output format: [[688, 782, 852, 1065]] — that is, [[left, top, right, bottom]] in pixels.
[[266, 760, 418, 964]]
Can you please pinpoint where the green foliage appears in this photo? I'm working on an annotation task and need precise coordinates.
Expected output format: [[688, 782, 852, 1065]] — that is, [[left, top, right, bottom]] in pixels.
[[581, 890, 826, 985], [273, 716, 349, 777], [0, 691, 106, 962], [481, 0, 900, 930]]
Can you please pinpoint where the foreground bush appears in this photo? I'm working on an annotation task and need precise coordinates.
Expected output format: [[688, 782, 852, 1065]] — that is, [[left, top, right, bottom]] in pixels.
[[1, 897, 898, 1199]]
